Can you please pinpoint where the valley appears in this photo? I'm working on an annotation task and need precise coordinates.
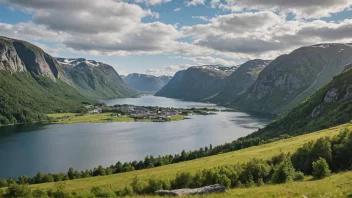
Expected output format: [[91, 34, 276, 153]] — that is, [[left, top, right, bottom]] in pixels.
[[1, 26, 352, 198]]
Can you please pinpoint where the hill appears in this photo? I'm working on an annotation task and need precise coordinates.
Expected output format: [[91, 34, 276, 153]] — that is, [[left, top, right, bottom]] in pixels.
[[231, 44, 352, 114], [211, 59, 271, 104], [155, 65, 236, 101], [30, 123, 351, 196], [57, 58, 138, 99], [247, 65, 352, 140], [0, 37, 92, 125], [123, 74, 172, 93]]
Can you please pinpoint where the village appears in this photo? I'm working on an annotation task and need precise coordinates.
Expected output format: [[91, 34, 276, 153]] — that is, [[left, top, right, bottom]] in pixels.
[[105, 104, 216, 121]]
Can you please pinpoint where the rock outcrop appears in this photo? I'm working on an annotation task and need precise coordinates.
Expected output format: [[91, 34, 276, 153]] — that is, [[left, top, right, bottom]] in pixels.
[[231, 43, 352, 115], [0, 36, 70, 83], [155, 184, 226, 196]]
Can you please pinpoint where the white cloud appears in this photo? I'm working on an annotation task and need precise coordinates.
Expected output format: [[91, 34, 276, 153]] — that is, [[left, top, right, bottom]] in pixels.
[[146, 64, 192, 76], [171, 56, 238, 66], [192, 16, 209, 21], [219, 0, 352, 18], [210, 0, 220, 8], [186, 0, 205, 6], [134, 0, 172, 5], [174, 7, 181, 11]]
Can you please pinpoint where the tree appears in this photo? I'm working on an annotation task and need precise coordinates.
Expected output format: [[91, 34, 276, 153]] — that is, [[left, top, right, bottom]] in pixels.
[[5, 184, 31, 198], [312, 158, 331, 179], [271, 157, 295, 184]]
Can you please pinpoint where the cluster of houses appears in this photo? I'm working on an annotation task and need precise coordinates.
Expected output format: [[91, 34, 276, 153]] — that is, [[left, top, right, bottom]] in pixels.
[[116, 105, 181, 120], [88, 106, 103, 114]]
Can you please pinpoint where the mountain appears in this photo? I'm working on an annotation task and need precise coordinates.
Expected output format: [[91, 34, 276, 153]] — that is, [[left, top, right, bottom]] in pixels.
[[210, 59, 271, 105], [0, 37, 91, 125], [231, 44, 352, 115], [155, 65, 237, 101], [123, 73, 172, 93], [57, 58, 138, 99], [248, 65, 352, 140]]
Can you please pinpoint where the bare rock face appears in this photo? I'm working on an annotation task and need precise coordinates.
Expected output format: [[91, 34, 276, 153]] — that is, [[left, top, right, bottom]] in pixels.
[[324, 88, 340, 103], [0, 36, 71, 84], [155, 184, 226, 196], [311, 104, 324, 118]]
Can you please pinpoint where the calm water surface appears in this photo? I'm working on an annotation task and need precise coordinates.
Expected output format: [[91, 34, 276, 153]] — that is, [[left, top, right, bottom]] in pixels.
[[0, 96, 272, 178]]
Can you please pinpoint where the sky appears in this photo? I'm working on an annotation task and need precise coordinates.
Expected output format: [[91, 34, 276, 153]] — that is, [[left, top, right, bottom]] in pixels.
[[0, 0, 352, 76]]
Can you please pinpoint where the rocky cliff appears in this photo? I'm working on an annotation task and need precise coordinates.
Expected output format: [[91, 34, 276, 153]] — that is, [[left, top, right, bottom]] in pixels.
[[248, 65, 352, 139], [0, 36, 70, 83], [231, 44, 352, 114]]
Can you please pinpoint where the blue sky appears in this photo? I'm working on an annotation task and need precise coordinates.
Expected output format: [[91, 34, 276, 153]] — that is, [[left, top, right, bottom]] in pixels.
[[0, 0, 352, 76]]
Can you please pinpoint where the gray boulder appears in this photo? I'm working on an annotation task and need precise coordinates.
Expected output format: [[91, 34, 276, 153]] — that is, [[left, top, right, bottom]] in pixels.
[[155, 184, 226, 196]]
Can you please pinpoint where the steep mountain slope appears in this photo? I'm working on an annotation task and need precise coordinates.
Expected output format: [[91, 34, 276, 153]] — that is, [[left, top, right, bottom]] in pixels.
[[211, 59, 271, 104], [0, 37, 91, 125], [248, 65, 352, 140], [231, 44, 352, 114], [57, 58, 138, 99], [123, 73, 172, 93], [155, 65, 236, 101]]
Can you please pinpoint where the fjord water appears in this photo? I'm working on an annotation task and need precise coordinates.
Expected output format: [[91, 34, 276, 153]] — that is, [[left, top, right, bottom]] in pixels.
[[0, 96, 271, 178]]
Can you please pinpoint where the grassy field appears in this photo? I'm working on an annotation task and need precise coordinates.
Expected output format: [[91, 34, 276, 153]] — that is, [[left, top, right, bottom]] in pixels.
[[30, 123, 352, 195], [47, 113, 184, 124]]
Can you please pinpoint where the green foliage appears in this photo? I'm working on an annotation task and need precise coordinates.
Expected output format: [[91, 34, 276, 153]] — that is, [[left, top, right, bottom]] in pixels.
[[271, 157, 295, 184], [312, 158, 331, 179], [293, 171, 305, 181], [215, 174, 231, 189], [0, 71, 92, 125], [32, 188, 48, 198], [5, 184, 31, 198]]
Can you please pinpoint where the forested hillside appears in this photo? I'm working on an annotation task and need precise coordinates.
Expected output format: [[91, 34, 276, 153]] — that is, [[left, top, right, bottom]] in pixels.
[[0, 37, 92, 125]]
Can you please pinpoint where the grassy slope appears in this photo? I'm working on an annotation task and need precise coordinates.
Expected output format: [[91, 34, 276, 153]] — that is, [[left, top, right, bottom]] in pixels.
[[30, 123, 351, 193]]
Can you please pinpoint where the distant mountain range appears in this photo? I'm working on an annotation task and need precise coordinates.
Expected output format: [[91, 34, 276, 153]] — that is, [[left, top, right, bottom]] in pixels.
[[157, 43, 352, 116], [57, 58, 137, 99], [122, 73, 172, 93], [155, 65, 237, 101]]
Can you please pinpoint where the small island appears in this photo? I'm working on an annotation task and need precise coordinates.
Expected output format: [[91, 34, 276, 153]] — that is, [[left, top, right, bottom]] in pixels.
[[47, 104, 218, 124]]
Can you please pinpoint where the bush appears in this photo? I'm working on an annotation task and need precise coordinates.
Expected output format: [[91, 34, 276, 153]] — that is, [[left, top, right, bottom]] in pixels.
[[5, 184, 31, 198], [171, 172, 193, 189], [312, 158, 331, 179], [293, 171, 305, 181], [271, 157, 295, 184], [32, 188, 48, 198], [115, 186, 134, 197], [215, 174, 231, 189]]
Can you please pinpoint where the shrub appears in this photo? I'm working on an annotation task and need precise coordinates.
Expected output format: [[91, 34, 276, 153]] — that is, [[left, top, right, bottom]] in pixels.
[[171, 172, 193, 189], [215, 174, 231, 189], [271, 157, 295, 184], [145, 177, 171, 194], [32, 188, 48, 198], [293, 171, 305, 181], [130, 177, 145, 194], [312, 158, 331, 179], [5, 184, 31, 198]]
